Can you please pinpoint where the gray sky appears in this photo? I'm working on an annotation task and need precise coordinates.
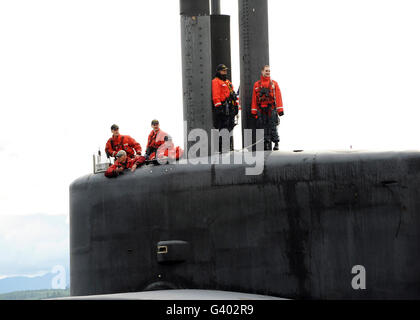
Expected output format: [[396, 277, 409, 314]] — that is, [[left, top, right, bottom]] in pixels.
[[0, 214, 68, 278], [1, 0, 420, 278]]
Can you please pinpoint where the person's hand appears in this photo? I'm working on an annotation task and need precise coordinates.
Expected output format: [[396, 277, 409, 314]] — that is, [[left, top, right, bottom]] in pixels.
[[131, 164, 137, 172], [278, 111, 284, 117], [116, 166, 124, 173]]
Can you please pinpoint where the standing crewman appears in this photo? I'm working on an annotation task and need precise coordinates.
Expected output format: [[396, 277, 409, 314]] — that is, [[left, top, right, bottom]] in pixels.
[[251, 65, 284, 151], [105, 124, 142, 159], [212, 64, 239, 151]]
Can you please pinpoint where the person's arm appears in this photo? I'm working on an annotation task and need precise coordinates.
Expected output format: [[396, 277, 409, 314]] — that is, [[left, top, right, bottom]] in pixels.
[[127, 135, 142, 155], [144, 132, 152, 159], [274, 81, 284, 115], [145, 147, 152, 160], [233, 87, 239, 107], [128, 158, 137, 172], [105, 163, 122, 178], [212, 79, 223, 108], [146, 131, 152, 149], [251, 82, 258, 117], [130, 155, 146, 171], [105, 139, 116, 158]]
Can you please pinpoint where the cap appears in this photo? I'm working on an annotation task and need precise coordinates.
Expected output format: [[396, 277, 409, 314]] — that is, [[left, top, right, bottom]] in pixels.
[[111, 124, 119, 130], [216, 64, 228, 72], [116, 150, 126, 158], [151, 119, 159, 125]]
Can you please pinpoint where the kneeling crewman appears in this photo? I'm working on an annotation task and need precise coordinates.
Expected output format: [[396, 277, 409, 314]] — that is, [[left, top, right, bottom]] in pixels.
[[105, 150, 146, 178]]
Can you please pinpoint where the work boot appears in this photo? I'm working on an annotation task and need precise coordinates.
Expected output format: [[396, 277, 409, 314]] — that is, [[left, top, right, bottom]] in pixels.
[[273, 142, 279, 151], [264, 141, 272, 151]]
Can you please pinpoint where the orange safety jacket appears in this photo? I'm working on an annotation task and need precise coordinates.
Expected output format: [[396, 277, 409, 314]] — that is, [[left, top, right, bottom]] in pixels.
[[104, 155, 146, 178], [146, 129, 183, 161], [212, 77, 239, 108], [146, 129, 168, 150], [105, 134, 142, 159], [251, 76, 283, 115], [153, 145, 184, 161]]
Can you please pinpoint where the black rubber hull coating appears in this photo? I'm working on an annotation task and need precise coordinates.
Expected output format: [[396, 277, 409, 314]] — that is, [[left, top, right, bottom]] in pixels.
[[179, 0, 209, 16], [70, 151, 420, 299]]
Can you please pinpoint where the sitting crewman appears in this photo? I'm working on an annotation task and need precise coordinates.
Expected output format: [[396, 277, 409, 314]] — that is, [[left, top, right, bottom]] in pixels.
[[145, 119, 183, 163], [155, 135, 184, 163], [105, 124, 142, 159], [104, 150, 146, 178]]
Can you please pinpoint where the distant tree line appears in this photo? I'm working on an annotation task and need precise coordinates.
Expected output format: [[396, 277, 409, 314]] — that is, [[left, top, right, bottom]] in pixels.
[[0, 288, 70, 300]]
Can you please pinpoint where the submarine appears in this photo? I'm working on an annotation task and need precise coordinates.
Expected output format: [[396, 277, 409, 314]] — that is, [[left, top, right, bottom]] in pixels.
[[69, 0, 420, 299]]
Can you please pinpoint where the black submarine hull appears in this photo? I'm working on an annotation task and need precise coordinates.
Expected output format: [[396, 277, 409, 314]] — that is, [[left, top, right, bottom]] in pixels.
[[70, 151, 420, 299]]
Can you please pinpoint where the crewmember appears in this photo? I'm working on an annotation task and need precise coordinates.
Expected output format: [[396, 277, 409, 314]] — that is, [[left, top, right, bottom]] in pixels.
[[212, 64, 239, 151], [104, 150, 146, 178], [105, 124, 142, 159], [251, 65, 284, 151], [145, 119, 167, 160], [145, 119, 183, 162]]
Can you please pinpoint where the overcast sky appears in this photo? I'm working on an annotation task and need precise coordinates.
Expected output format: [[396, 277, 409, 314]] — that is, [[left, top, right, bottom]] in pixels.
[[1, 0, 420, 278]]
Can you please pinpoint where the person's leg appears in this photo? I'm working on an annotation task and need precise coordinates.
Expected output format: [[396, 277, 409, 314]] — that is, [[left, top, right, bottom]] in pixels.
[[271, 112, 280, 150], [228, 117, 235, 151], [218, 114, 232, 153], [215, 113, 224, 153], [262, 111, 271, 151]]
